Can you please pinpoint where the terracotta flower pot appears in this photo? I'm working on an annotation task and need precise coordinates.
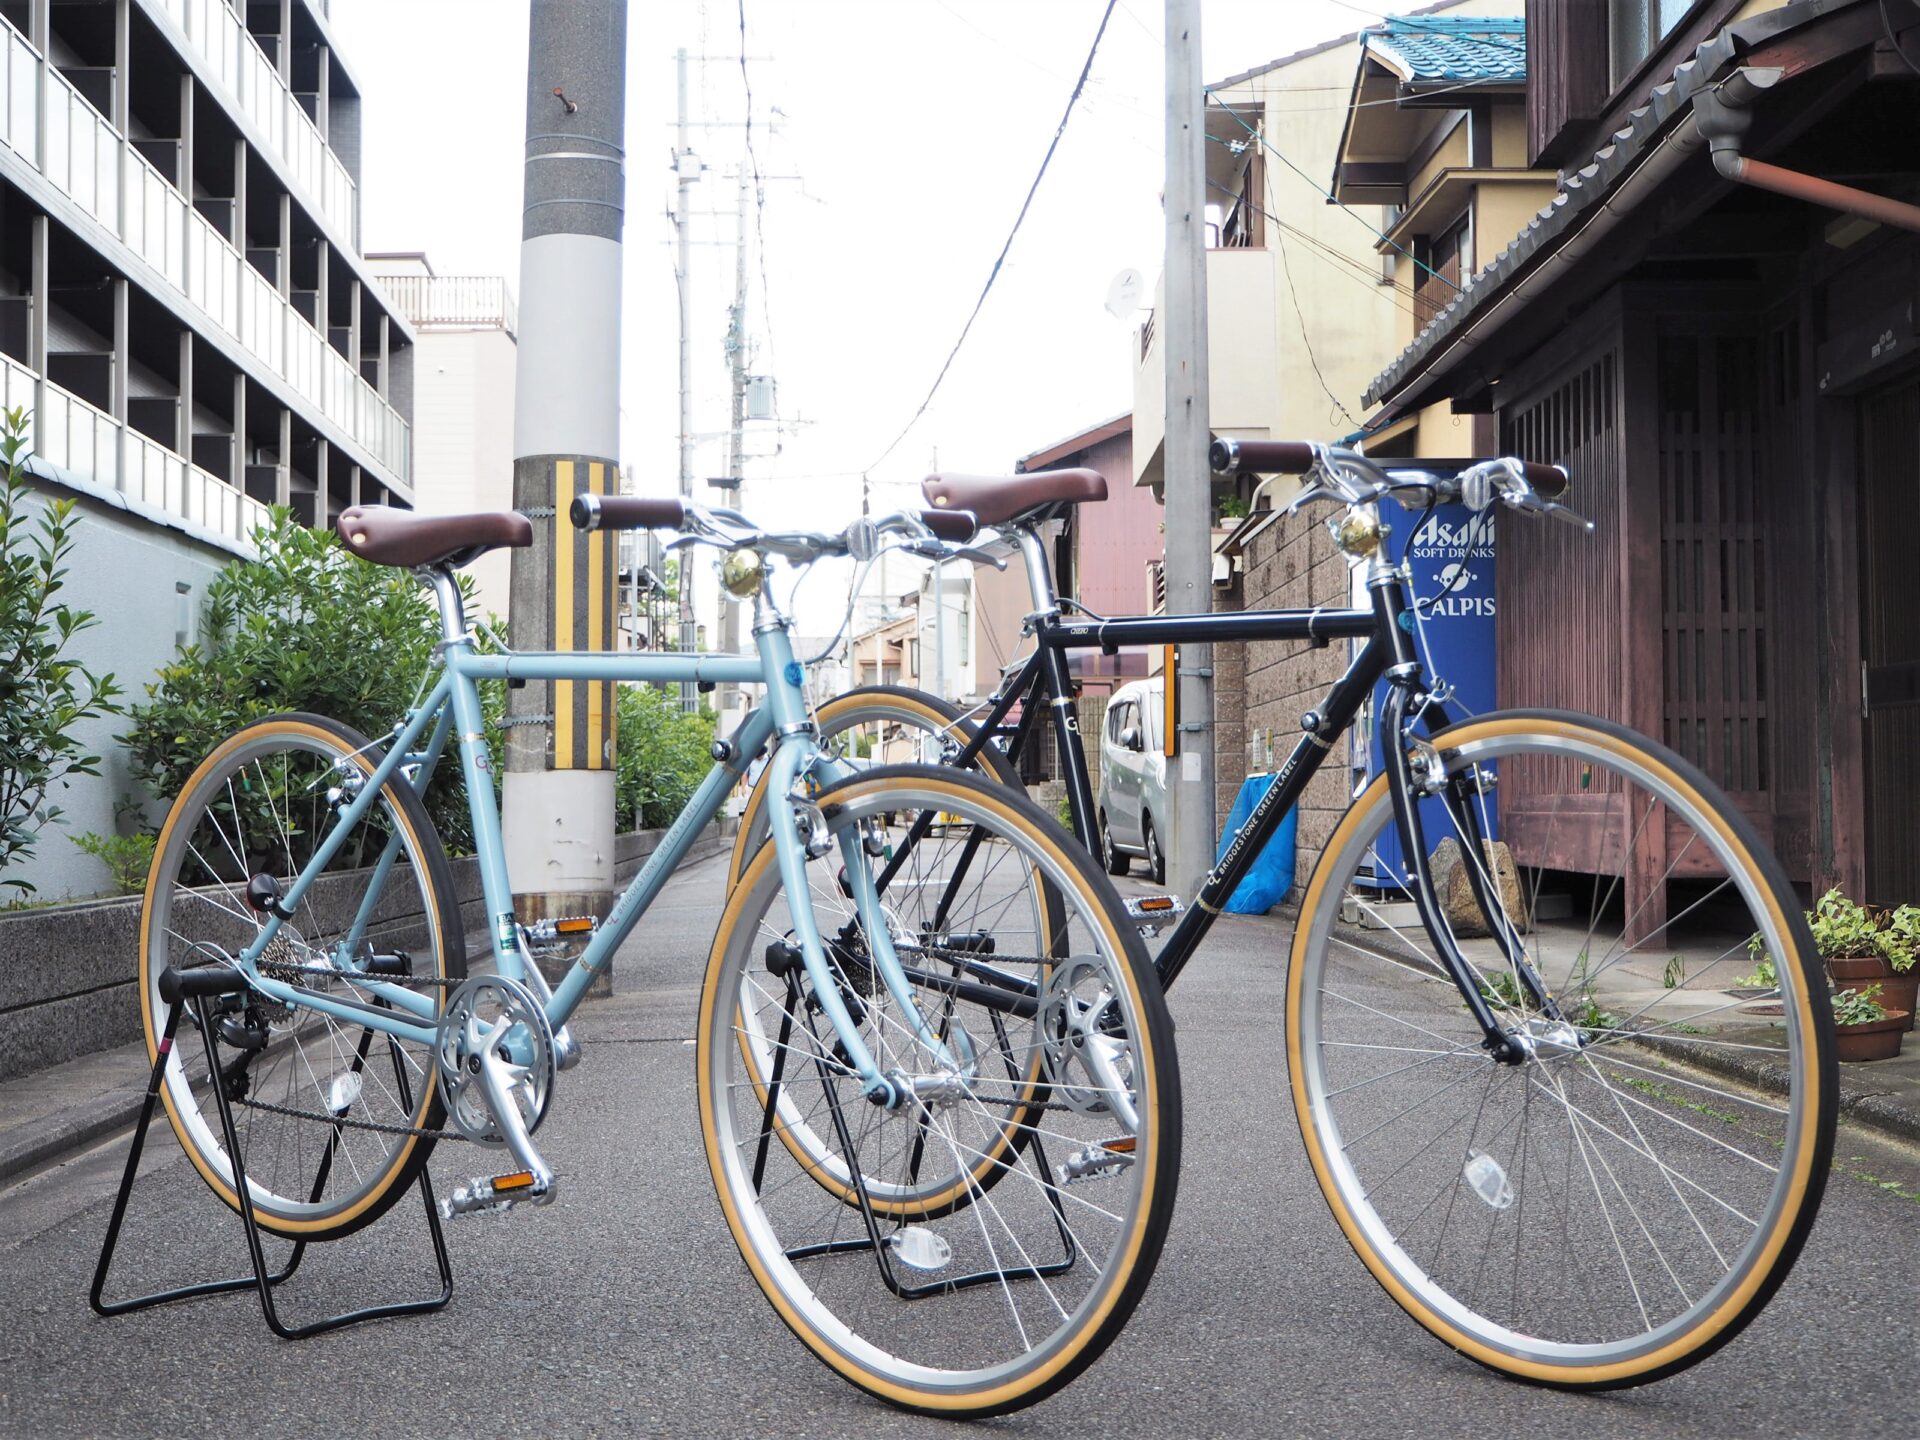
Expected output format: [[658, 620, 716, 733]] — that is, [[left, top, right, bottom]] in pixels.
[[1828, 954, 1919, 1032], [1834, 1012, 1909, 1063]]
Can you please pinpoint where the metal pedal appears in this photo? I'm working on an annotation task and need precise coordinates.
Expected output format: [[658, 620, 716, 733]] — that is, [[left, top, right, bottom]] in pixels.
[[1123, 894, 1184, 935], [437, 1169, 552, 1220], [1056, 1136, 1137, 1186]]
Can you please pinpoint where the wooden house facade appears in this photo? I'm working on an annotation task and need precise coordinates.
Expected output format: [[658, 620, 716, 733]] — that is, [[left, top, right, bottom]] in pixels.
[[1363, 0, 1920, 911]]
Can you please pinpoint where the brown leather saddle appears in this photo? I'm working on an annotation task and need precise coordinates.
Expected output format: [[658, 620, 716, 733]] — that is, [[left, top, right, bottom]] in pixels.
[[921, 467, 1108, 527], [336, 506, 533, 569]]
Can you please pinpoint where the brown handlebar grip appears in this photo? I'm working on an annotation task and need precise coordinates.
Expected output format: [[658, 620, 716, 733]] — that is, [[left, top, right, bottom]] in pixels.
[[919, 509, 979, 544], [1209, 438, 1316, 476], [1517, 460, 1571, 500], [571, 494, 688, 532]]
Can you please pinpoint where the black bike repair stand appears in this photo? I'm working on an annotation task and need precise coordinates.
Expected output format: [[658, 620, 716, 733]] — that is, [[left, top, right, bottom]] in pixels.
[[90, 965, 455, 1338]]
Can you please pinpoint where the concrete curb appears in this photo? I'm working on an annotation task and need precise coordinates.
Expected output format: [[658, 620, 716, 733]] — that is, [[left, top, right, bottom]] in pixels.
[[0, 834, 730, 1189]]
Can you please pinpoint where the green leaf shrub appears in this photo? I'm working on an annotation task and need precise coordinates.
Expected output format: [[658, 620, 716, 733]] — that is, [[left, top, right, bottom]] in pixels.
[[614, 684, 715, 832], [1832, 984, 1888, 1027], [0, 408, 123, 895], [70, 829, 157, 894], [123, 508, 499, 857]]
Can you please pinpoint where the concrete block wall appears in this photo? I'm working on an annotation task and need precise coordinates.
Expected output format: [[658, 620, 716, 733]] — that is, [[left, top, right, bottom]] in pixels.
[[1239, 513, 1357, 891], [1212, 565, 1248, 823]]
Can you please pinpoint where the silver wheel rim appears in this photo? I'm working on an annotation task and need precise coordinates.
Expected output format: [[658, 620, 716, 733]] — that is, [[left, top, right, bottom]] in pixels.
[[1293, 726, 1819, 1370], [144, 728, 447, 1224], [708, 776, 1165, 1395]]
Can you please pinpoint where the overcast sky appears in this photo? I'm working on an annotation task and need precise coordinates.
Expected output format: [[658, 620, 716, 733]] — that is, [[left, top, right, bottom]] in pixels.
[[331, 0, 1391, 632]]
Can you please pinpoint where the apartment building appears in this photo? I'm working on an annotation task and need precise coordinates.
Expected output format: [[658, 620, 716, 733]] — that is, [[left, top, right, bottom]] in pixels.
[[0, 0, 413, 899], [370, 251, 514, 618], [0, 0, 413, 537]]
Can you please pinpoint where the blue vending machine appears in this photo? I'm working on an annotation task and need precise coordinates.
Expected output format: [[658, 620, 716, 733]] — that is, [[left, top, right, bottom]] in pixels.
[[1360, 497, 1498, 886]]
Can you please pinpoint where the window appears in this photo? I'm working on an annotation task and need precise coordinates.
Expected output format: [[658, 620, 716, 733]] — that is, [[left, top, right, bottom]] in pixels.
[[1413, 212, 1469, 331], [1609, 0, 1695, 88]]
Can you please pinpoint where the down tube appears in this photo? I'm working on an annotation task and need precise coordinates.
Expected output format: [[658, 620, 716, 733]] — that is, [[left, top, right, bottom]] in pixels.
[[544, 706, 775, 1026], [1154, 634, 1388, 990]]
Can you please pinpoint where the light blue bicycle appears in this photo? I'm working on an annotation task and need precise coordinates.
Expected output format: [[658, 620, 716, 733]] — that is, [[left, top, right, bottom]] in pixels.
[[135, 493, 1180, 1415]]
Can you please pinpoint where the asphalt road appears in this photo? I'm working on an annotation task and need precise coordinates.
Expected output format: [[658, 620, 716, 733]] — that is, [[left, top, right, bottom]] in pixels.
[[3, 852, 1915, 1439]]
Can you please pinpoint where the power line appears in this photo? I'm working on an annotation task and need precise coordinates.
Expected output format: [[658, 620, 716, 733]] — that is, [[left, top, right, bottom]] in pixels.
[[1277, 228, 1360, 429], [1205, 99, 1464, 294], [736, 0, 780, 417], [1205, 175, 1421, 316], [864, 0, 1121, 475]]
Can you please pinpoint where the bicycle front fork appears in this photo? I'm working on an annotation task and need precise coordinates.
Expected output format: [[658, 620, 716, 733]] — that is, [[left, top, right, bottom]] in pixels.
[[1377, 671, 1564, 1063]]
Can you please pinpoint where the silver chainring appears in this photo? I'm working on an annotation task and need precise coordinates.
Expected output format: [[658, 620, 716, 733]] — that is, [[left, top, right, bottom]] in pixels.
[[1039, 957, 1136, 1123], [435, 974, 557, 1147]]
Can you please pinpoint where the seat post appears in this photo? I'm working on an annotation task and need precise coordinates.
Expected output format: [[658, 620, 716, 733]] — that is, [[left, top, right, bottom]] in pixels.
[[1013, 525, 1062, 619], [420, 566, 471, 646]]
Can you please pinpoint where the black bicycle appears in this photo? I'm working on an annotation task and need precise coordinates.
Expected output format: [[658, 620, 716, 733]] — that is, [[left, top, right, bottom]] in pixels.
[[727, 440, 1836, 1390]]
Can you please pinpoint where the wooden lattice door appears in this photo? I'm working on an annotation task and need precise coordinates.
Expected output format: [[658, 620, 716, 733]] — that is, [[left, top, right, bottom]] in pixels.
[[1861, 375, 1920, 906]]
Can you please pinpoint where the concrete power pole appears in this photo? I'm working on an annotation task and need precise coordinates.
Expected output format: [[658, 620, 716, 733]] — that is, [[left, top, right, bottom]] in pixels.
[[504, 0, 627, 973], [1163, 0, 1214, 896], [715, 164, 750, 717], [673, 49, 699, 711]]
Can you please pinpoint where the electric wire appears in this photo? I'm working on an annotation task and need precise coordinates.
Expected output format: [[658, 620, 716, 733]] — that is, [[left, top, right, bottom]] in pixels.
[[1206, 176, 1422, 317], [737, 0, 780, 421], [863, 0, 1121, 476], [1277, 228, 1361, 430], [1207, 95, 1465, 294]]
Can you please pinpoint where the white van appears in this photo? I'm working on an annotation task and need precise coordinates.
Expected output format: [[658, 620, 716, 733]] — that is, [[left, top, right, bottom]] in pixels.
[[1096, 678, 1169, 883]]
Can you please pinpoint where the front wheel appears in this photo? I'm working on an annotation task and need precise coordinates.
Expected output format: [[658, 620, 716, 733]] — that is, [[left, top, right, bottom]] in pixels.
[[1287, 710, 1834, 1387], [698, 764, 1181, 1416]]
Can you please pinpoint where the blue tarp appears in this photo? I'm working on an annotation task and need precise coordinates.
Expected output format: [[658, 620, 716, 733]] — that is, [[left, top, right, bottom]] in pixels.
[[1214, 773, 1296, 914]]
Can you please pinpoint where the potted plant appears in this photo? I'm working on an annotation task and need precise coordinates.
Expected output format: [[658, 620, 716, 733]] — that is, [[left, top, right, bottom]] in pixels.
[[1877, 904, 1920, 1031], [1832, 984, 1907, 1063], [1808, 889, 1918, 1032]]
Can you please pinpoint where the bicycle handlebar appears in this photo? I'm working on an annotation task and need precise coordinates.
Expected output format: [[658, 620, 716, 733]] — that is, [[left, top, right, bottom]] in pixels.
[[572, 493, 686, 532], [568, 490, 979, 565], [1208, 439, 1584, 530]]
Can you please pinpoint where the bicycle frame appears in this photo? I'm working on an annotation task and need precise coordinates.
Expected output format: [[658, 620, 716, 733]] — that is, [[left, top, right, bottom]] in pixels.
[[913, 519, 1549, 1052], [222, 565, 950, 1102]]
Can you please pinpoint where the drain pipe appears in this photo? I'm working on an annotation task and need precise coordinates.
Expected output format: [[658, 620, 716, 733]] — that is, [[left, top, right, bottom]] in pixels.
[[1696, 66, 1920, 234]]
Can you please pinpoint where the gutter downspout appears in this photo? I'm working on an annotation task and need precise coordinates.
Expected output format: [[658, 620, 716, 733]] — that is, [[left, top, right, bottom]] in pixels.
[[1696, 66, 1920, 234]]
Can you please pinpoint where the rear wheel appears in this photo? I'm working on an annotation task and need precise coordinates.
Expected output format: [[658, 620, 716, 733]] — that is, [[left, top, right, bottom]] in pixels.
[[1287, 710, 1834, 1387], [139, 713, 465, 1240], [725, 685, 1021, 890], [1141, 814, 1165, 886], [699, 764, 1180, 1415]]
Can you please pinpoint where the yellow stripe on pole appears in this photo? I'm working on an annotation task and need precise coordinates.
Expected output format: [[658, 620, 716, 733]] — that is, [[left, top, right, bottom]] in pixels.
[[1163, 645, 1178, 758], [554, 460, 575, 769], [586, 462, 605, 769]]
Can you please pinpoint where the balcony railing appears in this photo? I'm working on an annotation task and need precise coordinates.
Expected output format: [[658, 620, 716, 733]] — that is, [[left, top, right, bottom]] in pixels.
[[4, 352, 270, 548], [153, 0, 357, 239], [0, 15, 409, 483], [377, 274, 517, 335]]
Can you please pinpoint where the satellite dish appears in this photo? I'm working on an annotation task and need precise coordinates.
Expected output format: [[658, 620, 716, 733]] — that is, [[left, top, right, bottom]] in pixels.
[[1104, 268, 1144, 319]]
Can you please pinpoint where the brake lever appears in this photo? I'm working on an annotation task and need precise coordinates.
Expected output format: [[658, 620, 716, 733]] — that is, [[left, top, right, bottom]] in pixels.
[[951, 545, 1007, 571]]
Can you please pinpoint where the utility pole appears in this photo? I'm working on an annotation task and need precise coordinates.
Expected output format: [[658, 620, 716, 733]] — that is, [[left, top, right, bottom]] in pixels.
[[504, 0, 627, 984], [673, 47, 700, 710], [1163, 0, 1214, 896], [715, 163, 750, 717]]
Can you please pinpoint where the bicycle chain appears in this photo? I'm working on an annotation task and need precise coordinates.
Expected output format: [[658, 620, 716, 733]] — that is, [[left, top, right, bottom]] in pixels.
[[229, 1092, 469, 1141], [225, 956, 468, 1139]]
